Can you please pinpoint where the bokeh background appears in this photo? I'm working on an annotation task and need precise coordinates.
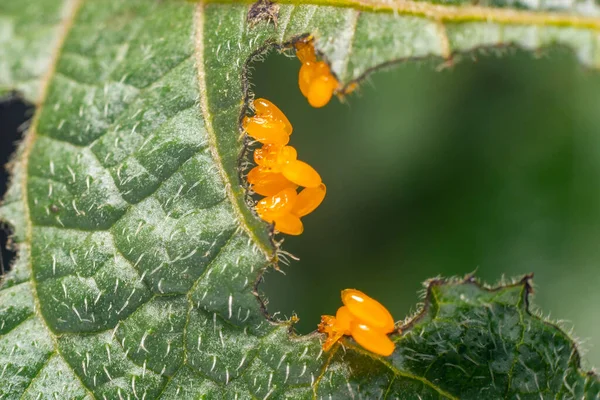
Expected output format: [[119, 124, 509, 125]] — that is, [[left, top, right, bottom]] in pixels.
[[252, 47, 600, 368], [1, 46, 599, 369]]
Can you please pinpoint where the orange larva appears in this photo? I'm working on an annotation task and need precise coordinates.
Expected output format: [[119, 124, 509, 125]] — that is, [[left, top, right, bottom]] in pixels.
[[242, 116, 290, 145], [349, 321, 395, 357], [334, 305, 352, 334], [341, 289, 395, 333], [298, 62, 315, 98], [281, 160, 321, 188], [254, 144, 297, 172], [306, 74, 337, 108], [273, 213, 304, 235], [253, 98, 293, 135], [318, 289, 397, 357], [247, 166, 297, 197], [255, 187, 297, 222], [292, 184, 326, 217]]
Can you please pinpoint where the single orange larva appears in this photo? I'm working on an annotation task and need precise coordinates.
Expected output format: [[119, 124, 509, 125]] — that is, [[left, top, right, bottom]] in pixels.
[[318, 289, 397, 357], [307, 74, 337, 108], [281, 160, 322, 188], [253, 98, 293, 135], [292, 184, 326, 217], [298, 62, 316, 98], [342, 289, 395, 333], [298, 61, 331, 98], [349, 321, 395, 357], [242, 116, 290, 145], [247, 166, 297, 197], [273, 213, 304, 235], [335, 305, 352, 334], [254, 144, 297, 172], [255, 187, 297, 222]]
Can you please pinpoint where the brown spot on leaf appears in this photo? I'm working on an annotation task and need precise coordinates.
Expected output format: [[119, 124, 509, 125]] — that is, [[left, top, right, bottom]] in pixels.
[[247, 0, 280, 28]]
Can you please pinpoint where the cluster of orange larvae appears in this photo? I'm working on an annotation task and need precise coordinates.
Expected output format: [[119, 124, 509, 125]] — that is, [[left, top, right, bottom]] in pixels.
[[319, 289, 397, 356], [243, 41, 337, 235], [243, 98, 326, 235], [243, 41, 396, 357]]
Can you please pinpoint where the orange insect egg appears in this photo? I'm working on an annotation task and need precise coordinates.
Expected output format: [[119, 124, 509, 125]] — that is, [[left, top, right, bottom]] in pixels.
[[253, 144, 278, 168], [255, 188, 297, 222], [335, 306, 352, 334], [253, 144, 297, 172], [242, 116, 290, 145], [341, 289, 395, 333], [298, 61, 338, 108], [292, 183, 326, 217], [253, 98, 293, 135], [295, 41, 316, 64], [307, 74, 337, 108], [247, 166, 297, 197], [277, 145, 298, 167], [298, 62, 314, 98], [281, 160, 321, 188], [273, 213, 304, 235], [298, 61, 330, 98], [349, 321, 395, 357]]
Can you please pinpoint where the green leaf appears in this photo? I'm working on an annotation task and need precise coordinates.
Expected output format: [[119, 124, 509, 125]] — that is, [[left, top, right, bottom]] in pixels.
[[1, 0, 599, 398], [0, 0, 74, 102]]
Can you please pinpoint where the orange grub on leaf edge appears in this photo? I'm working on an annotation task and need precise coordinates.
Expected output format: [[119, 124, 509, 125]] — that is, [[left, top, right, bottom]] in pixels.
[[318, 289, 398, 356], [242, 98, 327, 236]]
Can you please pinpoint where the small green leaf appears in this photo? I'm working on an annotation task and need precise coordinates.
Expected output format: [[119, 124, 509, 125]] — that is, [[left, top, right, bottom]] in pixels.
[[1, 0, 599, 398]]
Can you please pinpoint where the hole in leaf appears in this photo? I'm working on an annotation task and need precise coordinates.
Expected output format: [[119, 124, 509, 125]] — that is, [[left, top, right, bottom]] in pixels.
[[0, 94, 33, 276], [250, 46, 600, 367]]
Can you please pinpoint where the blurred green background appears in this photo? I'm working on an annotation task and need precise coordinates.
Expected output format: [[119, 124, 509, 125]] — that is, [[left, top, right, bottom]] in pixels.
[[252, 46, 600, 369]]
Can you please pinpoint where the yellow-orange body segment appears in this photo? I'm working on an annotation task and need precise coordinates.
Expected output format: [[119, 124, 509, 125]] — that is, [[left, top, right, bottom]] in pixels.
[[292, 184, 326, 217], [255, 188, 297, 221], [298, 62, 316, 98], [254, 144, 297, 172], [307, 74, 337, 108], [342, 289, 395, 333], [273, 213, 303, 235], [253, 98, 293, 135], [350, 322, 395, 357], [282, 160, 321, 188], [247, 167, 297, 196], [335, 306, 352, 333], [242, 116, 290, 145]]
